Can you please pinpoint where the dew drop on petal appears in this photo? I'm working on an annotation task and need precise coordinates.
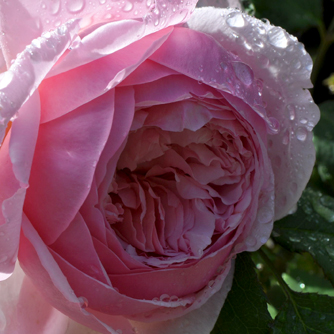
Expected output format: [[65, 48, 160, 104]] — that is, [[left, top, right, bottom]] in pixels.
[[160, 294, 170, 302], [232, 62, 254, 86], [286, 104, 295, 120], [99, 0, 106, 3], [226, 12, 245, 28], [122, 1, 133, 12], [50, 0, 61, 15], [245, 236, 257, 247], [66, 0, 85, 14], [79, 297, 88, 308], [296, 127, 308, 141], [268, 27, 288, 48]]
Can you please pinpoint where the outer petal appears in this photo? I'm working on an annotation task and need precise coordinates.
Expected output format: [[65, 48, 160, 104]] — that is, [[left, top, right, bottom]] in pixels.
[[0, 92, 40, 280], [187, 7, 320, 219], [24, 89, 115, 245], [0, 19, 79, 143], [0, 0, 198, 64], [130, 261, 234, 334], [0, 262, 71, 334], [19, 215, 133, 334]]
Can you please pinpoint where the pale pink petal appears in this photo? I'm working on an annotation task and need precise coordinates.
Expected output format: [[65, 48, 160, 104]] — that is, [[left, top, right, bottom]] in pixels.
[[187, 7, 320, 218], [0, 20, 79, 143], [1, 0, 197, 49], [197, 0, 242, 9], [0, 92, 40, 279]]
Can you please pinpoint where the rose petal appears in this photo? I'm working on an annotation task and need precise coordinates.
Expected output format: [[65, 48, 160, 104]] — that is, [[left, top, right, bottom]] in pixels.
[[129, 260, 235, 334], [0, 92, 40, 279], [24, 90, 115, 245], [187, 7, 320, 218], [0, 20, 79, 143]]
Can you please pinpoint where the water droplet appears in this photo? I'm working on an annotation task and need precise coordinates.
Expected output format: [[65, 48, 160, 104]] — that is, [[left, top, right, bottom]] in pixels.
[[245, 236, 257, 247], [258, 207, 273, 224], [170, 295, 179, 302], [41, 2, 47, 9], [268, 27, 288, 48], [226, 12, 245, 28], [232, 62, 254, 86], [296, 127, 308, 141], [99, 0, 106, 3], [256, 23, 266, 34], [299, 283, 305, 289], [208, 280, 215, 288], [286, 104, 295, 120], [257, 54, 270, 68], [66, 0, 85, 13], [122, 1, 133, 12], [289, 236, 301, 243], [260, 236, 268, 244], [312, 194, 334, 222], [326, 245, 334, 257], [267, 117, 280, 134], [0, 309, 6, 331], [220, 62, 227, 71], [308, 236, 317, 241], [160, 294, 170, 302], [50, 0, 61, 15], [79, 296, 88, 308]]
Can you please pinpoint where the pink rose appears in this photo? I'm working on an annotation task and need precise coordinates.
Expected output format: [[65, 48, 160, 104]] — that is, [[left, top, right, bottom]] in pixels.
[[0, 1, 319, 333]]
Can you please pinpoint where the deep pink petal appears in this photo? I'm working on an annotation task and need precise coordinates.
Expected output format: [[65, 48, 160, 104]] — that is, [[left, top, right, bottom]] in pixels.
[[50, 213, 111, 285], [24, 91, 114, 245], [129, 261, 234, 334], [40, 27, 173, 123], [19, 215, 132, 334]]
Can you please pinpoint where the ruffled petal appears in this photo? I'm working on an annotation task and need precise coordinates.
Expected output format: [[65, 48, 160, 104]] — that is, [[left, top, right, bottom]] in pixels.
[[187, 7, 320, 218]]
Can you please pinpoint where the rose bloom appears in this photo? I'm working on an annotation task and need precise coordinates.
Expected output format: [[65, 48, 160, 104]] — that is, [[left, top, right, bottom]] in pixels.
[[0, 0, 319, 333]]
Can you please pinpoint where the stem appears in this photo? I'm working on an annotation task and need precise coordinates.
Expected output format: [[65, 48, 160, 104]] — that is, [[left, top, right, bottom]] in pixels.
[[258, 248, 307, 331], [311, 17, 334, 86]]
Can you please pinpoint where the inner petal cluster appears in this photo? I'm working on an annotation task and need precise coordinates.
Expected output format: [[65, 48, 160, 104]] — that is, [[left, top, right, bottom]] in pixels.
[[103, 99, 256, 267]]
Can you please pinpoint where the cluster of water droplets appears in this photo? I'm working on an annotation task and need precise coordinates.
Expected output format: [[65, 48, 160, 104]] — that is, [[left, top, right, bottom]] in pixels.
[[207, 8, 320, 217], [35, 0, 196, 33], [0, 19, 79, 145]]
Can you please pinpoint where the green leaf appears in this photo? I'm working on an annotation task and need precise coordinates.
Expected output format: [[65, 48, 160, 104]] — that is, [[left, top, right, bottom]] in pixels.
[[313, 101, 334, 193], [211, 252, 272, 334], [249, 0, 322, 34], [273, 290, 334, 333], [273, 188, 334, 286]]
